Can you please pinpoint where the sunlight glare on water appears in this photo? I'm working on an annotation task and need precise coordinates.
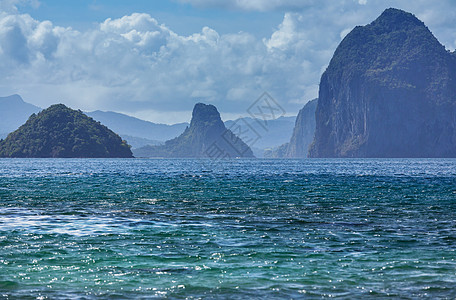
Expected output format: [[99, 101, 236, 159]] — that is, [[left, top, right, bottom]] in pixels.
[[0, 158, 455, 298]]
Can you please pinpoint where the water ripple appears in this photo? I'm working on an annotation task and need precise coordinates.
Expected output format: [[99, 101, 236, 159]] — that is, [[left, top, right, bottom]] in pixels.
[[0, 158, 455, 298]]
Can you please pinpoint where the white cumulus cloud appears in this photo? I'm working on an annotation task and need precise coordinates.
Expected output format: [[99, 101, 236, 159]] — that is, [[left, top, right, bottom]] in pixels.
[[0, 9, 329, 121], [0, 0, 455, 123]]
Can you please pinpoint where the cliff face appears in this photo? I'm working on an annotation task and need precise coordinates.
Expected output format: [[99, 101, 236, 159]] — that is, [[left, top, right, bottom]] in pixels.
[[285, 99, 317, 158], [266, 99, 317, 158], [133, 103, 254, 158], [309, 8, 456, 158], [0, 104, 133, 158]]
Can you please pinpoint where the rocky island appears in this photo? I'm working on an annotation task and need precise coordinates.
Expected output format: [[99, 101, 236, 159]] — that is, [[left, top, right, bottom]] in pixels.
[[309, 8, 456, 158], [0, 104, 133, 158], [133, 103, 254, 158]]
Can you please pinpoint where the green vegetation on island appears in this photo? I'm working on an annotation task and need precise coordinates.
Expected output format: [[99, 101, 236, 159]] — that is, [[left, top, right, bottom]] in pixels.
[[0, 104, 133, 158]]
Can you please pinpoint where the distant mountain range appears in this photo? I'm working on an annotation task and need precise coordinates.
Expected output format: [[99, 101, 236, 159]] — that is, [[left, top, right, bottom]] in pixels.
[[0, 95, 41, 139], [224, 116, 296, 151], [0, 96, 188, 147], [86, 112, 295, 155], [0, 95, 296, 154], [85, 110, 188, 146]]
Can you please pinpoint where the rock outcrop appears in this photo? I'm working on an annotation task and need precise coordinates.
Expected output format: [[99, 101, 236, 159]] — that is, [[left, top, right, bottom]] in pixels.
[[266, 99, 317, 158], [0, 104, 133, 158], [133, 103, 255, 158], [309, 8, 456, 158]]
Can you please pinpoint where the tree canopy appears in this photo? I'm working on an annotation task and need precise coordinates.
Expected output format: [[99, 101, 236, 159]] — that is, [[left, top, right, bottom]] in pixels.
[[0, 104, 133, 158]]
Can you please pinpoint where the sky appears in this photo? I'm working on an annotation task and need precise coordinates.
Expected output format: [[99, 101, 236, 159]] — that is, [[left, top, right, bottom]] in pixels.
[[0, 0, 455, 124]]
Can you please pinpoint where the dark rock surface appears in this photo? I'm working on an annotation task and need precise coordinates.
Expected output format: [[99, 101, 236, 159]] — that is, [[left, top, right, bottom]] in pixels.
[[266, 99, 317, 158], [309, 8, 456, 157], [133, 103, 254, 158]]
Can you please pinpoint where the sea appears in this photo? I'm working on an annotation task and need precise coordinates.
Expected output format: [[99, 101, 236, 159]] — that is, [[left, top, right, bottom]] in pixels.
[[0, 158, 455, 299]]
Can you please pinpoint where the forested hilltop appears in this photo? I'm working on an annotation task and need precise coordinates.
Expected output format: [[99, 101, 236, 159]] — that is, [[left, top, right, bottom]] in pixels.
[[0, 104, 133, 158]]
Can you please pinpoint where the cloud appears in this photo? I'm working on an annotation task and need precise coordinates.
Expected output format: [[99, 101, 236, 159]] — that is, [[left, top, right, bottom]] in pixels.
[[0, 0, 39, 12], [177, 0, 318, 12], [0, 1, 455, 123], [0, 10, 279, 119], [177, 0, 378, 12], [265, 13, 297, 51], [0, 16, 29, 63]]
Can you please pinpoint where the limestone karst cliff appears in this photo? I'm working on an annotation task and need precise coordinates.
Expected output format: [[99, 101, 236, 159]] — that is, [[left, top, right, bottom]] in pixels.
[[133, 103, 254, 158], [309, 8, 456, 157]]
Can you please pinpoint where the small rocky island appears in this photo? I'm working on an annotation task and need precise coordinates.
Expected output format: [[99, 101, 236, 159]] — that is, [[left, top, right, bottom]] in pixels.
[[133, 103, 254, 158], [0, 104, 133, 158]]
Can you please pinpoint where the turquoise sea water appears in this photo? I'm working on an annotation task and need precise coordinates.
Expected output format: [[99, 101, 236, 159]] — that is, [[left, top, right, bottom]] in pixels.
[[0, 158, 455, 299]]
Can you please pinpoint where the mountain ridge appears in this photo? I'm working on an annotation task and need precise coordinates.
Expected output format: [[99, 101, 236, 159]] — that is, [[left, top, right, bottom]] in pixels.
[[86, 110, 189, 143], [0, 95, 294, 152], [0, 95, 41, 138]]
